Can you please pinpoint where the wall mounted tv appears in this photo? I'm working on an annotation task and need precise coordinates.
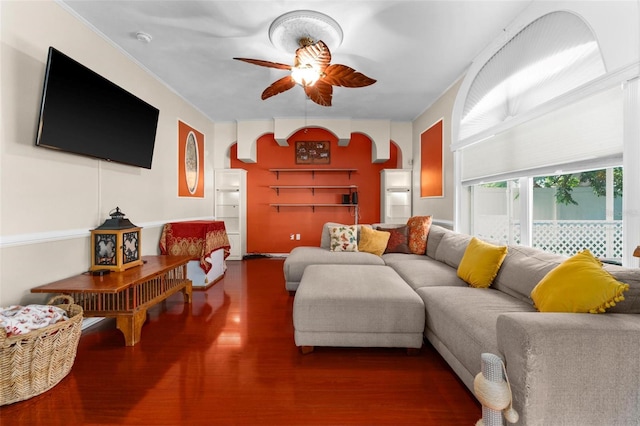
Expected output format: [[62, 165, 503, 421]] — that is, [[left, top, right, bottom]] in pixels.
[[35, 47, 160, 169]]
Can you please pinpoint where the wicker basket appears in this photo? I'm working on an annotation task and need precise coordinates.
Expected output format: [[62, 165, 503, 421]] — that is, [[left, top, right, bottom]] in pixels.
[[0, 295, 83, 406]]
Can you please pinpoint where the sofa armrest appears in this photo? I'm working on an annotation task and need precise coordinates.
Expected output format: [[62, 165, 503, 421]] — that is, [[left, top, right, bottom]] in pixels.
[[497, 312, 640, 426]]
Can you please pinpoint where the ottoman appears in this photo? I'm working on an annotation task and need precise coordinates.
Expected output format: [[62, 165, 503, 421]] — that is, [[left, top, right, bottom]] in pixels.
[[293, 264, 425, 354]]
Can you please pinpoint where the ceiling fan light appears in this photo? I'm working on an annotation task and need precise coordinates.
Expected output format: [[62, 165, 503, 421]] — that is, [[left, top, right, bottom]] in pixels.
[[291, 65, 320, 87]]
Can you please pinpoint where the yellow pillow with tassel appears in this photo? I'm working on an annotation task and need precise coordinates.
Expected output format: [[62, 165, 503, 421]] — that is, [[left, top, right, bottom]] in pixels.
[[457, 237, 508, 288], [531, 249, 629, 313]]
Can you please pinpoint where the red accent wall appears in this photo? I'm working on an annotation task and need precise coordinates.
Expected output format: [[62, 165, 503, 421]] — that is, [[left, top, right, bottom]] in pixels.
[[230, 128, 398, 253], [420, 120, 443, 197]]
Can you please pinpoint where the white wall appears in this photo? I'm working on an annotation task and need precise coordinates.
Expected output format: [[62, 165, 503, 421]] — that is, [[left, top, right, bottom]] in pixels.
[[0, 1, 217, 305]]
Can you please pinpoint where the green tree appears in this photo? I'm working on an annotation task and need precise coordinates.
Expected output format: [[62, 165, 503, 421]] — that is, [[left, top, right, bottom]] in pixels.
[[533, 174, 580, 205], [533, 167, 622, 205], [580, 168, 623, 198]]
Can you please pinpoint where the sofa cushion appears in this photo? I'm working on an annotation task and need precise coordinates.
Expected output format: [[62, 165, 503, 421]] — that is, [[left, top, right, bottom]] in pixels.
[[492, 245, 566, 306], [426, 225, 449, 258], [381, 252, 431, 264], [407, 216, 432, 254], [433, 231, 472, 269], [377, 225, 411, 254], [320, 222, 342, 249], [417, 286, 536, 381], [329, 225, 358, 252], [358, 226, 390, 256], [457, 237, 508, 288], [603, 265, 640, 313], [531, 250, 629, 313], [386, 257, 468, 291], [283, 246, 385, 291]]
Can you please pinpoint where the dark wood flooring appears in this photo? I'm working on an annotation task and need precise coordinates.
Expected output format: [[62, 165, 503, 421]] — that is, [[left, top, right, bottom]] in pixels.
[[1, 258, 480, 425]]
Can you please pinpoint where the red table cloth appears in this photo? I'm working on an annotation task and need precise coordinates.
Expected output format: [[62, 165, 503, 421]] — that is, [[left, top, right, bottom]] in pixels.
[[159, 220, 230, 272]]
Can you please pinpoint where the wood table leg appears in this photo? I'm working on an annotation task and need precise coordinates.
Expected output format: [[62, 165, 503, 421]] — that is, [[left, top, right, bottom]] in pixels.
[[116, 309, 148, 346], [182, 281, 193, 304]]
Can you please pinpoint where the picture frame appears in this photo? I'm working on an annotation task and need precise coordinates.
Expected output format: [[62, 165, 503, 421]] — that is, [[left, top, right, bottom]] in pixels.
[[295, 141, 330, 165], [178, 120, 205, 198]]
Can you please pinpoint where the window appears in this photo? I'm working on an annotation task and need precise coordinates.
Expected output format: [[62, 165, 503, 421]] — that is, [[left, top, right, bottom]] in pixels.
[[532, 167, 623, 262], [469, 168, 623, 262], [470, 180, 520, 245], [458, 11, 605, 142]]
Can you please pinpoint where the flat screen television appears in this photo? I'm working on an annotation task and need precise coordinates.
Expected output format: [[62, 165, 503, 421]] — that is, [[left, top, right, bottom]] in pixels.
[[35, 47, 159, 169]]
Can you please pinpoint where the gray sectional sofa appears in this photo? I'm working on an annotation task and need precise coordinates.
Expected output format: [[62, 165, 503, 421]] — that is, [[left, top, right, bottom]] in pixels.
[[284, 222, 640, 425]]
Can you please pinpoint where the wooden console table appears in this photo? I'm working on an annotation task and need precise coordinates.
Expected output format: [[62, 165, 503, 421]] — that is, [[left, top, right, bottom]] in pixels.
[[31, 255, 192, 346]]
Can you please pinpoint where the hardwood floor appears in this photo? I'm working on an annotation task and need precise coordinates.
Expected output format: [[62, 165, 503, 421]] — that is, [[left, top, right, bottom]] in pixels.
[[1, 258, 481, 425]]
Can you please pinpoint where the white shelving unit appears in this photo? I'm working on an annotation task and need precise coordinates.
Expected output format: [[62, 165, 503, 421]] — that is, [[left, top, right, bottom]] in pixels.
[[215, 169, 247, 260], [380, 169, 412, 224]]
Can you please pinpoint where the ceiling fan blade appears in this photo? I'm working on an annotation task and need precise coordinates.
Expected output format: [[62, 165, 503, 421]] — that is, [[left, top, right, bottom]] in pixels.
[[304, 81, 333, 107], [233, 57, 291, 70], [295, 40, 331, 72], [262, 76, 296, 100], [322, 64, 377, 88]]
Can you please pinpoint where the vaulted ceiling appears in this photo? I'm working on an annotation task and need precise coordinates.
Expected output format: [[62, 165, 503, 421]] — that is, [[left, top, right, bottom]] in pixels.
[[61, 1, 533, 123]]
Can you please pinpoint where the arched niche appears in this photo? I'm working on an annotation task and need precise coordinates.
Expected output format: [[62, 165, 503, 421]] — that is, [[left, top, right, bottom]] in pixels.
[[234, 118, 397, 164]]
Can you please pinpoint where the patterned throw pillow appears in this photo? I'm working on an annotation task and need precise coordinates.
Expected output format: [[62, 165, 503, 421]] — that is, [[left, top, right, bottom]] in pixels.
[[329, 225, 358, 252], [406, 216, 432, 255], [378, 225, 411, 254]]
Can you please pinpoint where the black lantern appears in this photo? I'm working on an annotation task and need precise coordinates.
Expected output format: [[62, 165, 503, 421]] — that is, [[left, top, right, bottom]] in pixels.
[[90, 207, 143, 272]]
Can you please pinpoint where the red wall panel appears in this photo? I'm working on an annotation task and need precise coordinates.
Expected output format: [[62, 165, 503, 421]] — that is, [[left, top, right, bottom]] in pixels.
[[420, 120, 443, 197]]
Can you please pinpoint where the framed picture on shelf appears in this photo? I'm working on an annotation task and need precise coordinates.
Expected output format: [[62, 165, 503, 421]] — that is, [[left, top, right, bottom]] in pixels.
[[295, 141, 330, 165]]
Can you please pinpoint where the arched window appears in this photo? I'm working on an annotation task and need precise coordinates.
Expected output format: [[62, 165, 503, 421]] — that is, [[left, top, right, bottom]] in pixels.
[[459, 11, 605, 142], [451, 9, 638, 264]]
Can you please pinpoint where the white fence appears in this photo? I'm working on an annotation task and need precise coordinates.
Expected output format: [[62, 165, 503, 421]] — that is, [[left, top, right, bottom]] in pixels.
[[475, 217, 623, 261]]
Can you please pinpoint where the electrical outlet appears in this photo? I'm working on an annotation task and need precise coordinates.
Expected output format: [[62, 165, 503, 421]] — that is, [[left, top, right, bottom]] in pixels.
[[290, 234, 295, 240], [296, 234, 301, 240]]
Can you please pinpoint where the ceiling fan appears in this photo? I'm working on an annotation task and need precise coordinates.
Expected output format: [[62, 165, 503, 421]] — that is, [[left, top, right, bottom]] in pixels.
[[234, 38, 376, 107]]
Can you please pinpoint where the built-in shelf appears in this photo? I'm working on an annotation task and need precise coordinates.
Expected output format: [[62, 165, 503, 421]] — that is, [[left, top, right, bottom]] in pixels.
[[381, 169, 412, 224], [270, 203, 358, 213], [268, 168, 359, 215], [269, 185, 357, 195], [215, 169, 247, 260], [269, 168, 357, 179]]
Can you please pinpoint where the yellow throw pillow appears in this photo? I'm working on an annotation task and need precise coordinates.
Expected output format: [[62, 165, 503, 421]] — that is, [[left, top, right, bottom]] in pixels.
[[457, 237, 508, 288], [531, 249, 629, 313], [358, 226, 391, 256]]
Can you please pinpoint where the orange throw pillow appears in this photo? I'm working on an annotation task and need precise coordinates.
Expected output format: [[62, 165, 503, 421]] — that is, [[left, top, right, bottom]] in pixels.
[[406, 216, 432, 255]]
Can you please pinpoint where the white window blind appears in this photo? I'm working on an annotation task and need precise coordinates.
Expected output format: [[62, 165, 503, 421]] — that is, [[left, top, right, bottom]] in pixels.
[[461, 85, 623, 185]]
